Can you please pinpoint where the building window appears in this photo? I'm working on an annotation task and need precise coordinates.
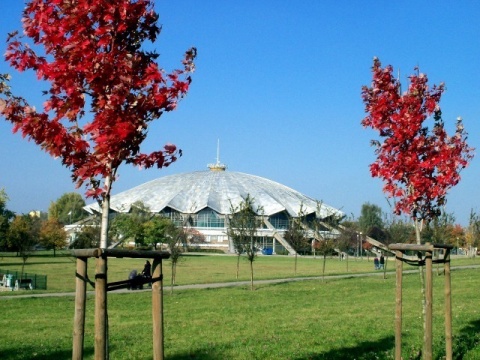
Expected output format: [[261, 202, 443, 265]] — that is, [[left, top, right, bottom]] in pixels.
[[159, 208, 184, 226], [268, 212, 289, 229], [193, 208, 225, 228]]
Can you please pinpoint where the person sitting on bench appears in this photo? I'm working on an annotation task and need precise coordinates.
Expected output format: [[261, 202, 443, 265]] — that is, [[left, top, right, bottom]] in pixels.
[[142, 260, 152, 287]]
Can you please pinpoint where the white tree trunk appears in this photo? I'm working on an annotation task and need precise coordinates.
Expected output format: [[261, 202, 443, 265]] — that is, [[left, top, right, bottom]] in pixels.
[[100, 175, 111, 249]]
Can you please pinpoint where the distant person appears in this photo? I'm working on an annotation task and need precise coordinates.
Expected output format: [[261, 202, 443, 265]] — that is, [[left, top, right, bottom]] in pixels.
[[142, 260, 152, 287], [128, 269, 138, 290], [374, 257, 379, 270], [142, 260, 152, 278], [379, 255, 385, 270]]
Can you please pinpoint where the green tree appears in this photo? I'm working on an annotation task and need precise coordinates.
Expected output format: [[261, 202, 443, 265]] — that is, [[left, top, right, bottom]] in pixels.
[[309, 200, 344, 280], [0, 189, 15, 250], [39, 217, 67, 256], [167, 227, 185, 291], [8, 214, 39, 275], [110, 201, 151, 247], [313, 238, 335, 282], [465, 210, 480, 257], [336, 220, 358, 272], [69, 225, 101, 249], [48, 192, 86, 225], [143, 216, 173, 250], [358, 203, 386, 242], [284, 205, 309, 275], [227, 194, 263, 290], [423, 211, 456, 245], [385, 216, 415, 245], [144, 215, 185, 292]]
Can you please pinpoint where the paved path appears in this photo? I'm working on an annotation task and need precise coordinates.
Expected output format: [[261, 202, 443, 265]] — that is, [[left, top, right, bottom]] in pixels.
[[1, 265, 479, 300]]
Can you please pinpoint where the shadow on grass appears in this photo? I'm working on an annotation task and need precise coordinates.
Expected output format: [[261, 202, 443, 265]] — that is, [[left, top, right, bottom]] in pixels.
[[0, 345, 93, 360], [448, 318, 480, 360], [294, 335, 395, 360]]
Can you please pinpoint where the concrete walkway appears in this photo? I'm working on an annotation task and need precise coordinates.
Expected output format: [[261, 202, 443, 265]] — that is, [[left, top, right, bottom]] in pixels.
[[1, 264, 479, 300]]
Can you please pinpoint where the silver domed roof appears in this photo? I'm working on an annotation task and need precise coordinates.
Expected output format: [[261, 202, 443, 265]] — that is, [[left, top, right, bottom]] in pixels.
[[85, 170, 343, 219]]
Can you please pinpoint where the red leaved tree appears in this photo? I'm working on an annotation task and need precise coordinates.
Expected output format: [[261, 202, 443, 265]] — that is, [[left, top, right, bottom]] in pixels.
[[361, 57, 474, 354], [361, 57, 473, 244], [0, 0, 196, 249]]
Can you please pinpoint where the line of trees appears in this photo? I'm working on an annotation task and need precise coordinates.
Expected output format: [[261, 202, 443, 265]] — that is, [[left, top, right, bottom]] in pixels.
[[351, 202, 480, 256], [0, 190, 85, 256]]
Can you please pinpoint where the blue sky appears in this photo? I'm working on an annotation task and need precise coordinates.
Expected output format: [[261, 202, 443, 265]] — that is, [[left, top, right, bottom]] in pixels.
[[1, 1, 479, 225]]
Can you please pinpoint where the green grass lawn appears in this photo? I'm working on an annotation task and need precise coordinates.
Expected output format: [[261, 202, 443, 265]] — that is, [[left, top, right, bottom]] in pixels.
[[0, 252, 479, 359], [1, 251, 477, 293]]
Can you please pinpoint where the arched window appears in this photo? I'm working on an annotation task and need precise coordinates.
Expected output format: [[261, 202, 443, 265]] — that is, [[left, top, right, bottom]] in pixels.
[[193, 208, 225, 228]]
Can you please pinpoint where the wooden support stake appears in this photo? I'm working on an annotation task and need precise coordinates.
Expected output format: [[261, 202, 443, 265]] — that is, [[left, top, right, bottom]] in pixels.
[[95, 256, 108, 360], [152, 258, 165, 360], [425, 246, 433, 360], [72, 257, 88, 360], [394, 250, 403, 360], [444, 249, 452, 360]]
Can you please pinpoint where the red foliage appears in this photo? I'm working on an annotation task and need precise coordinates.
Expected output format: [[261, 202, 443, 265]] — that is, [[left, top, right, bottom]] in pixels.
[[361, 58, 474, 221], [1, 0, 196, 199]]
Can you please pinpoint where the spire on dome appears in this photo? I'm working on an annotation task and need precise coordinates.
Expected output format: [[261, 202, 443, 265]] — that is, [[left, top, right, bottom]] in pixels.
[[208, 139, 227, 171]]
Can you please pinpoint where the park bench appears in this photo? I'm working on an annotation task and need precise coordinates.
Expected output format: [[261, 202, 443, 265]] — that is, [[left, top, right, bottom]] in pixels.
[[14, 279, 33, 290]]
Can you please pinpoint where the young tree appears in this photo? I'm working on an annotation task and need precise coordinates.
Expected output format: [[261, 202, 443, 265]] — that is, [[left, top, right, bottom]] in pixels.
[[48, 192, 86, 225], [227, 195, 263, 290], [362, 57, 474, 351], [39, 217, 67, 256], [361, 58, 474, 242], [143, 215, 184, 292], [0, 1, 196, 250], [229, 211, 246, 280], [310, 200, 344, 280], [335, 222, 358, 272], [1, 3, 195, 356], [8, 214, 39, 276], [313, 239, 335, 282], [284, 206, 309, 275], [162, 221, 184, 293], [168, 228, 185, 290], [465, 210, 480, 257]]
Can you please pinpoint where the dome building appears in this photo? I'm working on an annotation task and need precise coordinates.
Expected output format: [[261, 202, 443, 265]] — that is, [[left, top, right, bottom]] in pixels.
[[84, 160, 343, 254]]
